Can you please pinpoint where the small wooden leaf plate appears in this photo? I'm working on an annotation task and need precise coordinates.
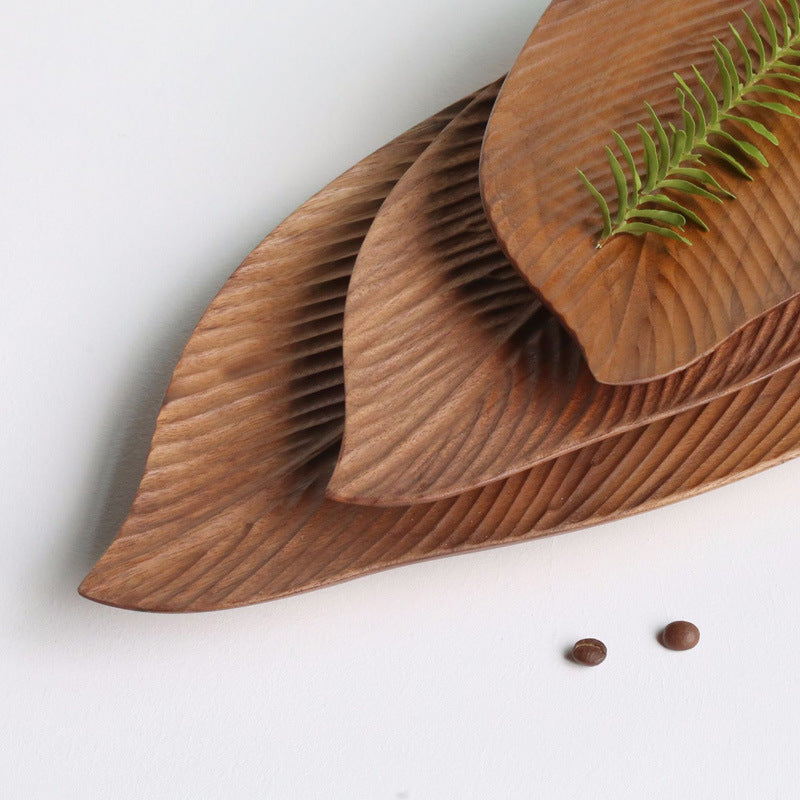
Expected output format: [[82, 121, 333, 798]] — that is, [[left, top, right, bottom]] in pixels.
[[481, 0, 800, 384], [80, 85, 800, 611], [327, 78, 800, 505]]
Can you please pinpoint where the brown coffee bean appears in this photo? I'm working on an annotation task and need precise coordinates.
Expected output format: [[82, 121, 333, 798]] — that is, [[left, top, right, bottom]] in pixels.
[[660, 621, 700, 651], [571, 638, 607, 666]]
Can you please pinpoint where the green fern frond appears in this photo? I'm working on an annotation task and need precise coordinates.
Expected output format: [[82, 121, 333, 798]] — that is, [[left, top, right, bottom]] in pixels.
[[580, 0, 800, 247]]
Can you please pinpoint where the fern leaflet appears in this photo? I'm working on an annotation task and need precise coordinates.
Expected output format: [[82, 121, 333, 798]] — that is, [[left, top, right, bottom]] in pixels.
[[580, 0, 800, 247]]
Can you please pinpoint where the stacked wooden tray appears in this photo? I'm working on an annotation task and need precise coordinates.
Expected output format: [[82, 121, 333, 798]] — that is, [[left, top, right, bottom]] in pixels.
[[81, 0, 800, 611]]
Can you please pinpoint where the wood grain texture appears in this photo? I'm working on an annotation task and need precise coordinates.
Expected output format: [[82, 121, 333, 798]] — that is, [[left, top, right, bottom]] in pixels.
[[481, 0, 800, 384], [77, 89, 476, 609], [80, 85, 800, 612], [328, 80, 800, 505]]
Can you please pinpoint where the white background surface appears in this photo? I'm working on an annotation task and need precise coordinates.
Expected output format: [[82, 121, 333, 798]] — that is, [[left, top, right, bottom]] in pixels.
[[3, 1, 800, 797]]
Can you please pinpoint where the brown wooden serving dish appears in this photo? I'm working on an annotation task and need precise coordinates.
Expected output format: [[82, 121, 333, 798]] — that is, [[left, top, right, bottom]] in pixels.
[[80, 82, 800, 612], [481, 0, 800, 384], [328, 75, 800, 506]]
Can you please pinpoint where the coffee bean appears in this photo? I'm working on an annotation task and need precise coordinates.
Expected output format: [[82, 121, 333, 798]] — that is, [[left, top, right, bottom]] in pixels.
[[571, 638, 607, 666], [660, 620, 700, 651]]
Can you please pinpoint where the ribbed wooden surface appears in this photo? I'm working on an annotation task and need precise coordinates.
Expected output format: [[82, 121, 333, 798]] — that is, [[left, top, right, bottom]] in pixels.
[[481, 0, 800, 384], [80, 84, 800, 612], [78, 90, 475, 609], [328, 80, 800, 505]]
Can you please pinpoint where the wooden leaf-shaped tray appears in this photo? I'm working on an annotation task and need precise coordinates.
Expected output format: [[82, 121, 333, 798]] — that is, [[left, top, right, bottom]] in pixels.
[[481, 0, 800, 384], [80, 86, 800, 611], [327, 78, 800, 505]]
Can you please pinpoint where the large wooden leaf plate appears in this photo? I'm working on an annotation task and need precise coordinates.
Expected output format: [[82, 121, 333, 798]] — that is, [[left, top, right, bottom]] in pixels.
[[481, 0, 800, 384], [327, 79, 800, 505], [80, 85, 800, 612]]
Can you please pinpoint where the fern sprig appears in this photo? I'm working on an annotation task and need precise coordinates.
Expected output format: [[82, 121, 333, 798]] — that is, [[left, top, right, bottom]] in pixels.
[[580, 0, 800, 247]]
